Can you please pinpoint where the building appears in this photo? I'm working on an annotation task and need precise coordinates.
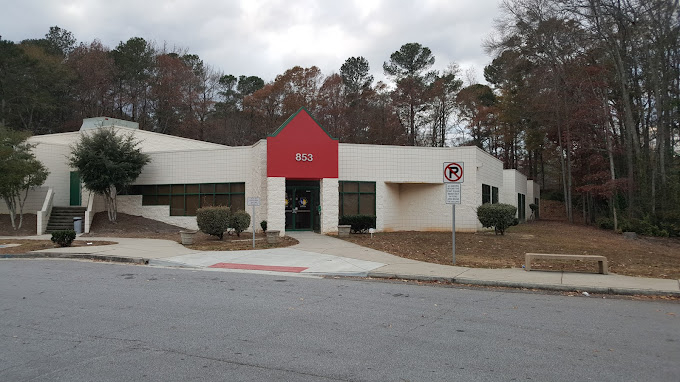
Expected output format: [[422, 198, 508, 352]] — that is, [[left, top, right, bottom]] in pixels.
[[2, 109, 539, 235]]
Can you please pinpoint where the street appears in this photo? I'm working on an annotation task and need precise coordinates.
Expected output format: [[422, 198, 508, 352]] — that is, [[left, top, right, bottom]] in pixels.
[[1, 260, 678, 381]]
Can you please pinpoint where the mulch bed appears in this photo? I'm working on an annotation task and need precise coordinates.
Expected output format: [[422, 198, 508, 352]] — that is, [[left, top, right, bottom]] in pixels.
[[341, 220, 680, 279]]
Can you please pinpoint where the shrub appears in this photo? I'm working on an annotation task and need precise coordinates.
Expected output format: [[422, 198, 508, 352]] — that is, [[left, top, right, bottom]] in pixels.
[[196, 206, 231, 240], [476, 203, 517, 235], [596, 217, 614, 230], [230, 210, 251, 237], [51, 230, 76, 247], [339, 215, 376, 233], [260, 220, 267, 233], [619, 217, 669, 237]]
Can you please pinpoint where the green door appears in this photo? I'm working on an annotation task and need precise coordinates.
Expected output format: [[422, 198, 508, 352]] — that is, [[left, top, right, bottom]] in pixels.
[[70, 171, 81, 206]]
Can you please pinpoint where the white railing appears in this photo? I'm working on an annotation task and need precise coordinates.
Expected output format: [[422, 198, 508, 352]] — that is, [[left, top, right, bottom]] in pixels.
[[36, 188, 54, 235]]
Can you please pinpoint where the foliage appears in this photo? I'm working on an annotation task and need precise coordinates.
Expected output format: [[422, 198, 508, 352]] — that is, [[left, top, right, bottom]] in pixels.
[[596, 217, 614, 230], [339, 215, 376, 234], [260, 220, 267, 233], [340, 56, 373, 94], [196, 206, 231, 240], [69, 127, 150, 222], [51, 230, 76, 247], [619, 218, 669, 238], [5, 19, 679, 228], [383, 42, 439, 146], [477, 203, 517, 235], [0, 126, 49, 230], [229, 210, 251, 237]]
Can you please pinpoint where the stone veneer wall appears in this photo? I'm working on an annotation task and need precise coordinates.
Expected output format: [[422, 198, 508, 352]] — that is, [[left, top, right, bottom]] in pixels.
[[266, 177, 286, 236], [320, 178, 339, 233]]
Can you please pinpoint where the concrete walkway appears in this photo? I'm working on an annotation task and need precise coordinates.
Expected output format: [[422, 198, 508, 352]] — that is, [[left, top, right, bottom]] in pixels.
[[2, 232, 679, 296]]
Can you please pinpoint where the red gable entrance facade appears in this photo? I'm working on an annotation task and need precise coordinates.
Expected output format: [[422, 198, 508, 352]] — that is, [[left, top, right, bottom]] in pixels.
[[266, 108, 339, 179]]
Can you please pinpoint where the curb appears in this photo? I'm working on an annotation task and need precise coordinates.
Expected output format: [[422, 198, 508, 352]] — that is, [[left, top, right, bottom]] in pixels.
[[5, 255, 678, 297], [1, 253, 149, 265], [367, 272, 680, 297]]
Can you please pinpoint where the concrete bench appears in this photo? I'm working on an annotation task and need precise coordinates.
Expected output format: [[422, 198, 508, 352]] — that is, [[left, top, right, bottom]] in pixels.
[[525, 253, 608, 275]]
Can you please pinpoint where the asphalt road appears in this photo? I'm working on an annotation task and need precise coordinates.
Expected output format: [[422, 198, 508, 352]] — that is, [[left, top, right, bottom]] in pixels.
[[1, 260, 679, 382]]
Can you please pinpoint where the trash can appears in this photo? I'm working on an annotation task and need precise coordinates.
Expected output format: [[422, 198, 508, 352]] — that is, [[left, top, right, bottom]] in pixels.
[[73, 217, 82, 234]]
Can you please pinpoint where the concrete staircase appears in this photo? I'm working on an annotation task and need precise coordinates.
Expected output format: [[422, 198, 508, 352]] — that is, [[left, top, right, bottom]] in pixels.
[[46, 206, 86, 233]]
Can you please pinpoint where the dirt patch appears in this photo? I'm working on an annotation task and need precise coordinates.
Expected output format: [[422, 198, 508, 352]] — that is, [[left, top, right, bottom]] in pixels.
[[0, 214, 38, 236], [85, 212, 298, 250], [0, 239, 116, 254], [341, 220, 680, 279], [84, 212, 186, 240]]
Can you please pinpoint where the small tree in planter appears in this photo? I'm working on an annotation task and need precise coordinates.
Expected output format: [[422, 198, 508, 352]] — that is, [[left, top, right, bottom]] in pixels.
[[196, 206, 231, 240], [230, 210, 251, 237], [69, 127, 150, 223]]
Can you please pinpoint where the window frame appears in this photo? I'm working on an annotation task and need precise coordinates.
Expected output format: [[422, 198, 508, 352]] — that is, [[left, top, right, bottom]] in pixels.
[[125, 182, 246, 216], [339, 181, 376, 216]]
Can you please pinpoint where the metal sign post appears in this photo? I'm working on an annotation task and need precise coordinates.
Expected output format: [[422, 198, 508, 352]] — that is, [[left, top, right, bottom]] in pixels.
[[444, 163, 463, 265], [445, 183, 461, 264], [247, 197, 261, 248]]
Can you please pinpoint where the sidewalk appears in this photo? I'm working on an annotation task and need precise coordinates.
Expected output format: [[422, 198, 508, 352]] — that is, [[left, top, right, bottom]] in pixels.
[[2, 232, 679, 296]]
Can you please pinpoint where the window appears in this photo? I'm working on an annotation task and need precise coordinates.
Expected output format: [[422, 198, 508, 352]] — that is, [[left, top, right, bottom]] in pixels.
[[518, 193, 526, 221], [123, 182, 246, 216], [482, 184, 499, 204], [339, 181, 376, 216]]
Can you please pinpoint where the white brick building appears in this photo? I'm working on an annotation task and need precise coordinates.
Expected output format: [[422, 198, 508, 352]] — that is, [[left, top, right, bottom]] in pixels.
[[2, 110, 539, 235]]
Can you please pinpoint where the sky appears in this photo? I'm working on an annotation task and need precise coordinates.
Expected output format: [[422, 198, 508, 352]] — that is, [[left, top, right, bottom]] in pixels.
[[0, 0, 503, 85]]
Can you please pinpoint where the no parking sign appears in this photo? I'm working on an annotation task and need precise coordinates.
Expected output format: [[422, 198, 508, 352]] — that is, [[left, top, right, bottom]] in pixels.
[[443, 162, 464, 183]]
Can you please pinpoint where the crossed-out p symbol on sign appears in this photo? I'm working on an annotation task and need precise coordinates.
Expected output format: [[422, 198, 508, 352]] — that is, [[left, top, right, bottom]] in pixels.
[[443, 162, 464, 183]]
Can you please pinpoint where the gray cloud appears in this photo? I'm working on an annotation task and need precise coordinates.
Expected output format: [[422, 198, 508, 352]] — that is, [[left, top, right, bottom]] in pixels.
[[0, 0, 501, 84]]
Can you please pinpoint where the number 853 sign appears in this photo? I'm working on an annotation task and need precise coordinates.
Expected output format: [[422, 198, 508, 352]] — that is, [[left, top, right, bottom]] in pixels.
[[296, 153, 314, 162]]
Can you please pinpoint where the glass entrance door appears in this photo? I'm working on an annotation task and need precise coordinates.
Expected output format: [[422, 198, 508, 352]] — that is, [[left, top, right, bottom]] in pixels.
[[285, 181, 320, 231]]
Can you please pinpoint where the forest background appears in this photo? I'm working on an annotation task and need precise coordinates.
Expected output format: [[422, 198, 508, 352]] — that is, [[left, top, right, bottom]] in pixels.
[[1, 0, 678, 235]]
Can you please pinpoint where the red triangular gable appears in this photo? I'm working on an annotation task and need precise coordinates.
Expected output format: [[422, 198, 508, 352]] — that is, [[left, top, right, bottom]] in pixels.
[[266, 108, 339, 179]]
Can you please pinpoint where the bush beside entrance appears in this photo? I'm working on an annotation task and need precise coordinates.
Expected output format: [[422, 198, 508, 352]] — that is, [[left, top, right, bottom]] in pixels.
[[339, 215, 376, 233]]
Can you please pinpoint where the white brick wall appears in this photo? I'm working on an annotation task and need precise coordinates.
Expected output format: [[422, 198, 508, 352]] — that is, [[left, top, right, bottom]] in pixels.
[[502, 169, 529, 218], [339, 144, 502, 232], [18, 125, 527, 234], [116, 195, 198, 230], [0, 186, 49, 215]]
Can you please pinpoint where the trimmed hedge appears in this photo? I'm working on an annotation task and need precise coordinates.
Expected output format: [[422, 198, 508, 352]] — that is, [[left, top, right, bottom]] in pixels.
[[339, 214, 376, 234], [230, 210, 251, 237], [260, 220, 267, 233], [196, 206, 231, 240], [51, 230, 76, 247], [477, 203, 517, 235]]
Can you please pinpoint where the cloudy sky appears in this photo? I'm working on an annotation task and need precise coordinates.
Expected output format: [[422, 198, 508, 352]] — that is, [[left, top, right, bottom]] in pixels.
[[1, 0, 503, 84]]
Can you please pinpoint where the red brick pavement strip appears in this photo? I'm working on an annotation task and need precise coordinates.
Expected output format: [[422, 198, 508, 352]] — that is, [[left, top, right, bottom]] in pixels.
[[209, 263, 308, 273]]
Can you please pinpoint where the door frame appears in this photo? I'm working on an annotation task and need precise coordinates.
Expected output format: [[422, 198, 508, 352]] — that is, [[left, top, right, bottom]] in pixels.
[[285, 180, 320, 232], [70, 171, 81, 206]]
